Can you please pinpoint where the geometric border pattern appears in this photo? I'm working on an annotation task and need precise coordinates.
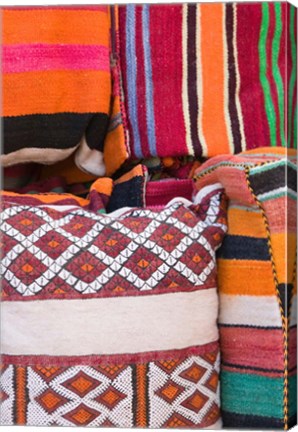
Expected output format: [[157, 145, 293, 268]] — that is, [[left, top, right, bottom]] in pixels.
[[1, 193, 226, 300], [0, 351, 220, 428]]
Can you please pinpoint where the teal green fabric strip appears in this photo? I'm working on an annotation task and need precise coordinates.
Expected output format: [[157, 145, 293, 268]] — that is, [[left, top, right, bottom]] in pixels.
[[249, 158, 287, 175], [259, 3, 277, 147], [249, 158, 297, 176], [221, 371, 284, 418], [289, 374, 297, 418], [259, 189, 297, 202]]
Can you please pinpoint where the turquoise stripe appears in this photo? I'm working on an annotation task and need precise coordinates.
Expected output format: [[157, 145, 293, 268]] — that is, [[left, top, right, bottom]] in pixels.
[[142, 5, 157, 156], [250, 159, 294, 175], [289, 374, 297, 418], [250, 161, 285, 174], [259, 3, 278, 146], [126, 5, 143, 158], [221, 371, 284, 418], [259, 189, 297, 202]]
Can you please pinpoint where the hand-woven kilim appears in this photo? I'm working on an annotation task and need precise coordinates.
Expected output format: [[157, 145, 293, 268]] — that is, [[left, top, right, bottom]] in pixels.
[[0, 184, 227, 428], [194, 147, 297, 430], [117, 3, 297, 160], [1, 6, 113, 176]]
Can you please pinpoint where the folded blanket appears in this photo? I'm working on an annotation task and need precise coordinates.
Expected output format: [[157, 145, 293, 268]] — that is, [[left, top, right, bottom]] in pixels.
[[194, 147, 297, 430], [2, 6, 111, 176], [117, 3, 297, 160]]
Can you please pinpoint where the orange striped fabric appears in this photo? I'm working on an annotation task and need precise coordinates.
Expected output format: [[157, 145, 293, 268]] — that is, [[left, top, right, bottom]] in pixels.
[[1, 6, 114, 177], [200, 4, 231, 156], [194, 147, 297, 429]]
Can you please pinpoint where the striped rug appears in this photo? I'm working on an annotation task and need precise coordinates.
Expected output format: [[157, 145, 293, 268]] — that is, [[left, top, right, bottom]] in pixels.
[[194, 147, 297, 429], [117, 3, 297, 160], [2, 6, 112, 175]]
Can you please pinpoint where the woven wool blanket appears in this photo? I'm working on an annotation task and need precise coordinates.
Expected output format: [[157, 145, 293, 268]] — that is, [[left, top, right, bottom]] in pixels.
[[1, 6, 121, 176], [117, 3, 297, 160], [194, 147, 297, 430]]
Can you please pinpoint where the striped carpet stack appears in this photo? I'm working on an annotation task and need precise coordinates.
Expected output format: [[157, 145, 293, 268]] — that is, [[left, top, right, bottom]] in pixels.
[[194, 148, 297, 429], [0, 3, 297, 430], [2, 7, 111, 175], [117, 3, 297, 160]]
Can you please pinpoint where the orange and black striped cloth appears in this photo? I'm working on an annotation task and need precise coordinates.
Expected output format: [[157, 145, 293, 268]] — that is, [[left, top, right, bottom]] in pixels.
[[1, 6, 113, 175], [2, 3, 297, 178]]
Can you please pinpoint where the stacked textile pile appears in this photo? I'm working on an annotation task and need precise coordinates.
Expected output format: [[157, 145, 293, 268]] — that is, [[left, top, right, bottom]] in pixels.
[[0, 2, 297, 430]]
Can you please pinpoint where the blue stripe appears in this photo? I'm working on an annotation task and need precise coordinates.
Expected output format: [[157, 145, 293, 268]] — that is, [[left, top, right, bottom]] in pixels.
[[142, 5, 157, 156], [126, 5, 143, 158]]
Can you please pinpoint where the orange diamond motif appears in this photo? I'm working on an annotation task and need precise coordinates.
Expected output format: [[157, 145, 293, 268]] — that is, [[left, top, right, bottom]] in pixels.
[[34, 365, 60, 381], [97, 364, 125, 379], [113, 285, 125, 292], [163, 413, 192, 428], [156, 380, 184, 404], [179, 362, 207, 384], [63, 403, 100, 426], [181, 390, 208, 413], [95, 386, 126, 409], [81, 263, 94, 273], [69, 377, 94, 394], [62, 371, 101, 397], [162, 233, 174, 241], [73, 223, 84, 230], [105, 239, 118, 246], [20, 219, 32, 226], [48, 240, 60, 249], [36, 389, 68, 413], [157, 359, 180, 373], [213, 233, 221, 241], [205, 372, 218, 392], [192, 255, 202, 263], [137, 259, 149, 268], [22, 263, 33, 273], [201, 352, 217, 365], [183, 212, 193, 219]]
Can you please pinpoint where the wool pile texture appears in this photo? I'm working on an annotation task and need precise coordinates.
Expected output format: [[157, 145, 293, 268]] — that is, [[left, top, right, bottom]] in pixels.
[[0, 183, 227, 428], [117, 2, 297, 160], [1, 6, 113, 176], [194, 147, 297, 430]]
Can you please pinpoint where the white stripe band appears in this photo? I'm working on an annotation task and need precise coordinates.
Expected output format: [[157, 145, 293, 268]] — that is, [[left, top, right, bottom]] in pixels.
[[1, 289, 218, 356], [219, 294, 283, 327]]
